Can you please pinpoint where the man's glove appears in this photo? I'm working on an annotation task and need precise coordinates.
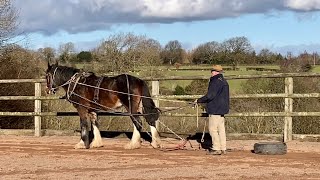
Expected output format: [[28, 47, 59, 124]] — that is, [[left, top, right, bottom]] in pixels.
[[191, 99, 198, 108]]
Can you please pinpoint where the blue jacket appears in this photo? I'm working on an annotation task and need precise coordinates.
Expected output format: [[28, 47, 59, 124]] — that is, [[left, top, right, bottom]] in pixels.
[[197, 74, 230, 115]]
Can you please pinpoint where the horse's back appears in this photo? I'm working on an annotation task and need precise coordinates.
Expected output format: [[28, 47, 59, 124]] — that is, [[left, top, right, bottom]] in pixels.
[[115, 74, 144, 87]]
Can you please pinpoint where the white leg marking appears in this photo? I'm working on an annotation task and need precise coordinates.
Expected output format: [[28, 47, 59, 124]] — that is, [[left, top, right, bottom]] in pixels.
[[150, 126, 162, 148], [124, 125, 141, 149], [74, 139, 86, 149], [86, 112, 103, 148], [90, 123, 103, 148]]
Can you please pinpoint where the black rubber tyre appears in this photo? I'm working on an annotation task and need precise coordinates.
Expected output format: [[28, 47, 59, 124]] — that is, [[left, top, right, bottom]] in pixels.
[[253, 142, 287, 155]]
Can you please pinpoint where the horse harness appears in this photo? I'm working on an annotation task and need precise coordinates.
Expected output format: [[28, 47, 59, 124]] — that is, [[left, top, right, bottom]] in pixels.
[[93, 77, 104, 103], [65, 72, 104, 103]]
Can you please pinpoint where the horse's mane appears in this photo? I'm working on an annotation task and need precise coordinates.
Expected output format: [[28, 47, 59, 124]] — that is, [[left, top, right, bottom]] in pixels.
[[58, 65, 80, 74]]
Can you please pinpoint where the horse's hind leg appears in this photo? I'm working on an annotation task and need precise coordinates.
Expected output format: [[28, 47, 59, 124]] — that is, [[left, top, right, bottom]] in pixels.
[[149, 121, 162, 149], [89, 112, 103, 148], [141, 105, 162, 148], [124, 115, 142, 149], [139, 100, 161, 148]]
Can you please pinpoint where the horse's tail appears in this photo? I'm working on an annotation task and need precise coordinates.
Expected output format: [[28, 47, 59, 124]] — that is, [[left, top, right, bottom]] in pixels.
[[142, 81, 160, 124]]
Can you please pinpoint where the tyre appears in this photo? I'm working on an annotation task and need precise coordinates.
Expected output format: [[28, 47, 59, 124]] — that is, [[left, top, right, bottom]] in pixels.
[[253, 142, 287, 155]]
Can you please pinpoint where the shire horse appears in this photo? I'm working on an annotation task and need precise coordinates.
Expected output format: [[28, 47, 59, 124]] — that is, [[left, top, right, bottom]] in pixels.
[[45, 62, 162, 149]]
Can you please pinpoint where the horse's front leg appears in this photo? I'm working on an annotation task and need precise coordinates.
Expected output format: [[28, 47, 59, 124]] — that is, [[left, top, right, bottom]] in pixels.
[[74, 109, 91, 149], [89, 112, 103, 148], [125, 116, 142, 149], [74, 118, 90, 149]]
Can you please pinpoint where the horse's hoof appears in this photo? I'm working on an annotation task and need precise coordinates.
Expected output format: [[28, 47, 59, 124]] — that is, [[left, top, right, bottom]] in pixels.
[[151, 141, 161, 149], [124, 142, 141, 149], [74, 142, 86, 149], [90, 140, 104, 148]]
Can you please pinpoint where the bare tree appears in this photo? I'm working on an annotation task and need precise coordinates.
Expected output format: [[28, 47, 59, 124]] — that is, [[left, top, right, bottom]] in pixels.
[[221, 36, 253, 67], [134, 38, 161, 76], [0, 0, 18, 47], [93, 33, 134, 73], [192, 41, 220, 64], [93, 33, 161, 75], [58, 42, 76, 63], [38, 47, 56, 62], [161, 40, 184, 65]]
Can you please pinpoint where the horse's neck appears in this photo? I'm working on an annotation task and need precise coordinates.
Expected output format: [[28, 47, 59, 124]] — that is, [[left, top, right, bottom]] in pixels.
[[55, 68, 78, 87], [59, 72, 77, 93]]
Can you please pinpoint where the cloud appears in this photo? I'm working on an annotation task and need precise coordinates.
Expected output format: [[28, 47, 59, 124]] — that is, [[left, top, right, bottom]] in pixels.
[[15, 0, 320, 35], [284, 0, 320, 11]]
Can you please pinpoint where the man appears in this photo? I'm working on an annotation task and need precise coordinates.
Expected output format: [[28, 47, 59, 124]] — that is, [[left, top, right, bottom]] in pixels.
[[195, 65, 230, 155]]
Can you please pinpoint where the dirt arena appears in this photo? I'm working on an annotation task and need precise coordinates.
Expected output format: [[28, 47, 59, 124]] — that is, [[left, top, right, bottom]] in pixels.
[[0, 135, 319, 180]]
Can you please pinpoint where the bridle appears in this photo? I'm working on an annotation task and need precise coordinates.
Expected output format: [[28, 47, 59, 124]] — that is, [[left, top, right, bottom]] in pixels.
[[46, 66, 80, 94], [46, 67, 59, 94]]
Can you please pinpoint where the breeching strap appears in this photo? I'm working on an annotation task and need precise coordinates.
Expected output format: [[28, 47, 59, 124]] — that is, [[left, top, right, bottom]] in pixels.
[[93, 77, 104, 103]]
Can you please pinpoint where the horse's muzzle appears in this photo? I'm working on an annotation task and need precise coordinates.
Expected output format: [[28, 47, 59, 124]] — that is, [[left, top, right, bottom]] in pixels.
[[46, 87, 56, 94]]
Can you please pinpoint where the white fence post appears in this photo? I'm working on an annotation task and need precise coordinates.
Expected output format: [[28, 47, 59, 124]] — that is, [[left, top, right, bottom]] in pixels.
[[284, 77, 293, 142], [152, 80, 160, 130], [34, 82, 41, 137]]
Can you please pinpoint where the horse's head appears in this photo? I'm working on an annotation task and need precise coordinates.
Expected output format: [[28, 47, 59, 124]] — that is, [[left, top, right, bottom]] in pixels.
[[45, 61, 59, 94], [45, 62, 81, 94]]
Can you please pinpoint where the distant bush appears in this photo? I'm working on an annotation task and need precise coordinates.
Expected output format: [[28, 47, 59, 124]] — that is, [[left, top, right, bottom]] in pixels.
[[0, 46, 45, 129], [185, 79, 208, 95], [173, 85, 185, 95]]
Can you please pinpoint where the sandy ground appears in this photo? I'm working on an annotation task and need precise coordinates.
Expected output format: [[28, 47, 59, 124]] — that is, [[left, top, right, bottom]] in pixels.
[[0, 135, 320, 180]]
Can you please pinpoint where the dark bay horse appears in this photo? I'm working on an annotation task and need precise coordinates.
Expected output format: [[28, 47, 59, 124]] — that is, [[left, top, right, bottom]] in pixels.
[[45, 62, 161, 149]]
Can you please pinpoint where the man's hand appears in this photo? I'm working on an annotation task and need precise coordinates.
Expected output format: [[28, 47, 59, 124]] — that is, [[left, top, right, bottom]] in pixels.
[[191, 99, 198, 108]]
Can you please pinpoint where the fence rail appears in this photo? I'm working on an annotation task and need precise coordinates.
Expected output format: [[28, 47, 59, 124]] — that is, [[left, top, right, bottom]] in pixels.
[[1, 72, 320, 142]]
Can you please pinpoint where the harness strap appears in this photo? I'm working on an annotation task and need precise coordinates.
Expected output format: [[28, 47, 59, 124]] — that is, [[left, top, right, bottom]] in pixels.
[[125, 74, 131, 114], [67, 73, 82, 100], [93, 77, 104, 103]]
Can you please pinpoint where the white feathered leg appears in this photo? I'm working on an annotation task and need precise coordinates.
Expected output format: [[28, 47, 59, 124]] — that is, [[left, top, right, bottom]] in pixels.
[[150, 125, 162, 148], [89, 112, 103, 148], [74, 139, 86, 149], [124, 125, 141, 149]]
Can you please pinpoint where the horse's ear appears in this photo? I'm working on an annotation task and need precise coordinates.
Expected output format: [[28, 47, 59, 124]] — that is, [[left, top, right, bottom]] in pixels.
[[47, 61, 51, 69]]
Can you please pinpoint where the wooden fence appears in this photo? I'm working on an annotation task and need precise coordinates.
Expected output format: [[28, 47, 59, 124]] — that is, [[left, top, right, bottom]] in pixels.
[[1, 72, 320, 142]]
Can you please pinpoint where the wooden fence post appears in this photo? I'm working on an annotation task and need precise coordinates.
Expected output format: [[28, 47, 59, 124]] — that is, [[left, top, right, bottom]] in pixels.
[[34, 82, 41, 137], [284, 77, 293, 142], [152, 80, 160, 130]]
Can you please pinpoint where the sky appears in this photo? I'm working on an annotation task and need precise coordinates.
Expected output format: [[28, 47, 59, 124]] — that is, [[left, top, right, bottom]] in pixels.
[[14, 0, 320, 55]]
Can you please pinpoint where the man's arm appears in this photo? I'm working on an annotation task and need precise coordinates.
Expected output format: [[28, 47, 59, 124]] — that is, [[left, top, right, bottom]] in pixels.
[[197, 79, 222, 103]]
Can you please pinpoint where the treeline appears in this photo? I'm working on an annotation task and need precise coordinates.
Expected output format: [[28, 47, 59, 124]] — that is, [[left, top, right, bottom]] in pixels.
[[37, 33, 319, 74]]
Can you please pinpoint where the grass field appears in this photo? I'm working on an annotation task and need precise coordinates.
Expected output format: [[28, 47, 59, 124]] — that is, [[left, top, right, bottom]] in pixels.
[[79, 63, 320, 94], [153, 65, 320, 94], [151, 69, 267, 94], [132, 65, 281, 94]]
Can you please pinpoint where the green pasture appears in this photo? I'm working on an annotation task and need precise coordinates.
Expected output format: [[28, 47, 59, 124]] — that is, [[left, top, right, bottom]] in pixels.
[[312, 65, 320, 72], [154, 68, 274, 94], [130, 65, 280, 94], [78, 63, 320, 94], [147, 65, 319, 94]]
